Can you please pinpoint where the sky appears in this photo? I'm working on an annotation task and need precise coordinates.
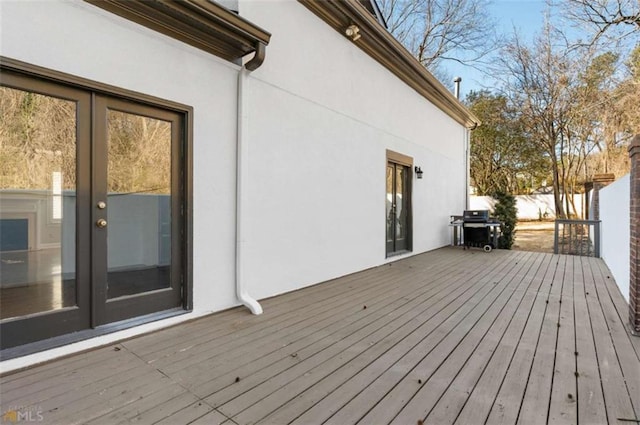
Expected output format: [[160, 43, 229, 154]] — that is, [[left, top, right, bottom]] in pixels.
[[444, 0, 548, 98]]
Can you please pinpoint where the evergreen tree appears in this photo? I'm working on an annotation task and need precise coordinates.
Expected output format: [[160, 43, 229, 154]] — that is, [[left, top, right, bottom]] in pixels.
[[493, 191, 517, 249]]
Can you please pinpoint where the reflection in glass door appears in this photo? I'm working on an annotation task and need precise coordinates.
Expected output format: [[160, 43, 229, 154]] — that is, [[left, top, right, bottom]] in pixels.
[[105, 110, 172, 299], [1, 69, 188, 351], [386, 161, 412, 256], [0, 73, 91, 350], [93, 97, 183, 325], [0, 87, 77, 319]]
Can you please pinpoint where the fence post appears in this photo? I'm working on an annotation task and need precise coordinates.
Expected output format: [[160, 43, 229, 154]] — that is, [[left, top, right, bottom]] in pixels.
[[629, 135, 640, 335], [591, 173, 615, 221], [583, 182, 593, 219], [594, 220, 600, 258]]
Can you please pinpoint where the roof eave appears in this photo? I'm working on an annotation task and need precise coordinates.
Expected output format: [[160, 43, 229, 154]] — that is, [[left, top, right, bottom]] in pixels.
[[85, 0, 271, 64], [298, 0, 481, 130]]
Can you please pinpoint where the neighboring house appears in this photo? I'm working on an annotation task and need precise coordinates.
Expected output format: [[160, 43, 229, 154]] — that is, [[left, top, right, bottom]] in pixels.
[[0, 0, 479, 367]]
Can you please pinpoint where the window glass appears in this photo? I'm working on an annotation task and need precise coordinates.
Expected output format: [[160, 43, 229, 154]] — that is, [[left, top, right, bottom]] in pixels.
[[0, 87, 77, 319]]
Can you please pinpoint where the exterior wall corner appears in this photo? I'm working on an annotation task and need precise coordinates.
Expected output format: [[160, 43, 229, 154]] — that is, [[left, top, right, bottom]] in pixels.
[[628, 135, 640, 334]]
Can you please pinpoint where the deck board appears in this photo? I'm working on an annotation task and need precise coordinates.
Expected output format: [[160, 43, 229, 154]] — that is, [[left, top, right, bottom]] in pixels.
[[515, 254, 567, 425], [216, 252, 512, 422], [17, 356, 153, 423], [178, 251, 475, 392], [592, 258, 640, 360], [249, 252, 531, 425], [422, 252, 549, 424], [357, 252, 534, 425], [319, 251, 528, 425], [143, 250, 467, 373], [187, 255, 475, 402], [547, 254, 578, 425], [153, 401, 216, 425], [573, 256, 607, 424], [282, 252, 524, 425], [476, 253, 558, 425], [589, 258, 640, 416], [1, 349, 144, 409], [128, 248, 463, 362], [1, 247, 638, 425], [389, 252, 541, 424], [451, 253, 554, 425], [583, 257, 638, 422]]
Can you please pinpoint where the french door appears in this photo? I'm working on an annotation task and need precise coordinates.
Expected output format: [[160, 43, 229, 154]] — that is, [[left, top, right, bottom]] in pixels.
[[0, 70, 187, 350], [92, 96, 183, 325], [386, 161, 412, 256]]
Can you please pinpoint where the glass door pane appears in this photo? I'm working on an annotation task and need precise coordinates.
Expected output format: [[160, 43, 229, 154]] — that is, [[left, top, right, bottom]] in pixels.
[[386, 164, 394, 255], [0, 87, 77, 319], [385, 161, 412, 256], [395, 166, 408, 251], [106, 110, 172, 299]]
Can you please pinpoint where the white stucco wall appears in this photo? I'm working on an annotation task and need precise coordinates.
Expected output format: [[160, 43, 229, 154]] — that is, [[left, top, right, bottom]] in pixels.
[[600, 174, 630, 302], [240, 0, 466, 299], [0, 0, 468, 369]]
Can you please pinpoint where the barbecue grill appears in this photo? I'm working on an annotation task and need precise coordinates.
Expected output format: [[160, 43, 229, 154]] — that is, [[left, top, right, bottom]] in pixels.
[[462, 210, 501, 252]]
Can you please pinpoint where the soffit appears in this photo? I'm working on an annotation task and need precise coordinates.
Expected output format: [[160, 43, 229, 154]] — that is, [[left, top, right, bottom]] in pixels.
[[298, 0, 480, 129], [85, 0, 271, 63]]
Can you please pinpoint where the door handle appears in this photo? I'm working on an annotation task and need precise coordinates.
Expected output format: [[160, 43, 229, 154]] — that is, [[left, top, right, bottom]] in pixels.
[[96, 219, 107, 228]]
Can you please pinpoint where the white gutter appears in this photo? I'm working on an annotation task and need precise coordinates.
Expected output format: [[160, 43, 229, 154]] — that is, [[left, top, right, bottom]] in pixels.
[[236, 66, 262, 315], [453, 77, 470, 209]]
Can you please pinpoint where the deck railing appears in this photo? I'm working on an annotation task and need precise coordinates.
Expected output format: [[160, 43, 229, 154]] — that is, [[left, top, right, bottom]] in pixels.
[[553, 219, 601, 257]]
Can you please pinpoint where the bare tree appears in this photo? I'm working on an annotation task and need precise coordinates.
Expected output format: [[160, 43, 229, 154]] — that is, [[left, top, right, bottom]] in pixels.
[[495, 16, 635, 215], [563, 0, 640, 43], [0, 88, 171, 195], [615, 44, 640, 134], [378, 0, 500, 71], [495, 23, 584, 217]]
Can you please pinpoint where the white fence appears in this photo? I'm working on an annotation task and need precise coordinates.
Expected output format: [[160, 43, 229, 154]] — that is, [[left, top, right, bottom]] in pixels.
[[599, 174, 630, 302], [470, 194, 585, 220]]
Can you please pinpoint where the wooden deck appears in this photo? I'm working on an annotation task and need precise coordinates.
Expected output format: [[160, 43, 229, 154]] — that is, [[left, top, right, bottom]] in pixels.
[[1, 248, 639, 424]]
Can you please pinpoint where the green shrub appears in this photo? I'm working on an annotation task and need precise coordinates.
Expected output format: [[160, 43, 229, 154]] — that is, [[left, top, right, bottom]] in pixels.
[[493, 191, 517, 249]]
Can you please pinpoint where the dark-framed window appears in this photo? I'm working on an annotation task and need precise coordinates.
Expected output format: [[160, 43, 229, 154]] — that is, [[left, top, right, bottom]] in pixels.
[[386, 150, 413, 257]]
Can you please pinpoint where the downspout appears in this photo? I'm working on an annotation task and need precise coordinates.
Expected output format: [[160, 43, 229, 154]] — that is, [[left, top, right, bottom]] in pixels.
[[236, 43, 266, 315], [465, 129, 471, 210], [454, 77, 470, 210]]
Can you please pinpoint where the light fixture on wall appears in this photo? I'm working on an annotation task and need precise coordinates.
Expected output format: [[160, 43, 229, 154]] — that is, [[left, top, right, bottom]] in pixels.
[[345, 24, 361, 41], [415, 166, 423, 179]]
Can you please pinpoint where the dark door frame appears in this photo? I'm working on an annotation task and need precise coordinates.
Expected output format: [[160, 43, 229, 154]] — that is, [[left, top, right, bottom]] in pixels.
[[0, 58, 193, 353], [386, 150, 413, 257], [0, 71, 92, 349], [92, 95, 185, 326]]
